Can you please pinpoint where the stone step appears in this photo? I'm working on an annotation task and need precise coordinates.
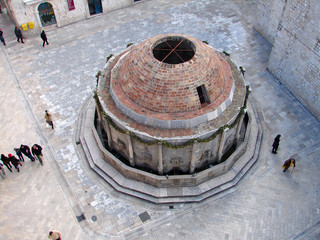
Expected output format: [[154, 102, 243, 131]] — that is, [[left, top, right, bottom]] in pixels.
[[75, 98, 263, 203]]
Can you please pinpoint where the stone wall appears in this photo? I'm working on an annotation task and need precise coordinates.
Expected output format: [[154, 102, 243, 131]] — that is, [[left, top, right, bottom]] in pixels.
[[102, 0, 132, 13], [254, 0, 285, 44], [4, 0, 132, 38], [255, 0, 320, 120]]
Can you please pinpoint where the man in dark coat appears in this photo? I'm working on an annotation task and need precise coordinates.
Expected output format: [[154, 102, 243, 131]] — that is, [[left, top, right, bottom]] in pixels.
[[14, 27, 24, 43], [1, 154, 12, 172], [272, 134, 281, 154], [14, 147, 24, 162], [8, 153, 21, 172], [20, 144, 35, 162], [40, 30, 49, 47], [32, 144, 43, 165], [283, 158, 296, 172]]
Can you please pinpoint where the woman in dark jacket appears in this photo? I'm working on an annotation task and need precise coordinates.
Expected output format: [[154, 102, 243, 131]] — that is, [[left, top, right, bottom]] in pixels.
[[1, 154, 12, 172], [8, 153, 20, 172]]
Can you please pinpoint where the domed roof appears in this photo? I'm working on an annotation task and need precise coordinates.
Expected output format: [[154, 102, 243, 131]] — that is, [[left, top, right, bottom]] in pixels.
[[109, 34, 236, 129]]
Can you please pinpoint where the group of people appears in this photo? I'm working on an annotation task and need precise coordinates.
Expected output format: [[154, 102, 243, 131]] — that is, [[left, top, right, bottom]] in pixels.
[[0, 110, 53, 174], [271, 134, 296, 173], [0, 27, 49, 47], [0, 144, 43, 173]]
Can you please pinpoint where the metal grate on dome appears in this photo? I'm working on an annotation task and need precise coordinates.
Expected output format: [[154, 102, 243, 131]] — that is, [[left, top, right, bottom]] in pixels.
[[152, 36, 195, 64]]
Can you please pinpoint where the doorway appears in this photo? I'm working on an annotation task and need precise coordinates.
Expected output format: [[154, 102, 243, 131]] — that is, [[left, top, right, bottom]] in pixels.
[[38, 2, 56, 27], [88, 0, 102, 15]]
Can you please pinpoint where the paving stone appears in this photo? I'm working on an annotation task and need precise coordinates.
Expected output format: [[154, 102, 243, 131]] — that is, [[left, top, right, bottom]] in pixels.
[[0, 0, 319, 240]]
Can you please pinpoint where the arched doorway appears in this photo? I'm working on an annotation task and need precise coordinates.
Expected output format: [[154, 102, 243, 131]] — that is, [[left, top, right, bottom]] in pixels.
[[88, 0, 102, 15], [38, 2, 56, 27]]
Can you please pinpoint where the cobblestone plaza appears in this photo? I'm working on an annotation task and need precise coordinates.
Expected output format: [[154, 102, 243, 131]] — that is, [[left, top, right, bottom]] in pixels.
[[0, 1, 319, 239]]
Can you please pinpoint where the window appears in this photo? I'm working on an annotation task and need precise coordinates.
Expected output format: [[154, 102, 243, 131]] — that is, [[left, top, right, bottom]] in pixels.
[[197, 84, 210, 105]]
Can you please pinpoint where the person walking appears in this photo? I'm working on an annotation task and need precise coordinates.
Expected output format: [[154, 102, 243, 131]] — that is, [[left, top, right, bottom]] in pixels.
[[14, 147, 25, 162], [0, 28, 6, 46], [45, 110, 54, 129], [40, 30, 49, 47], [1, 154, 12, 172], [283, 158, 296, 173], [14, 27, 24, 43], [8, 154, 21, 172], [32, 144, 43, 165], [48, 230, 62, 240], [272, 134, 281, 154], [20, 144, 35, 162]]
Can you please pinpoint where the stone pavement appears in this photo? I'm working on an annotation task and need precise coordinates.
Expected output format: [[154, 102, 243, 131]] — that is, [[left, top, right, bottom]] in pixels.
[[0, 0, 319, 239]]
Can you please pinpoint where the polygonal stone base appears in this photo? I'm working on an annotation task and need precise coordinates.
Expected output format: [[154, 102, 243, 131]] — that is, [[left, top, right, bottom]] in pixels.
[[75, 96, 263, 204]]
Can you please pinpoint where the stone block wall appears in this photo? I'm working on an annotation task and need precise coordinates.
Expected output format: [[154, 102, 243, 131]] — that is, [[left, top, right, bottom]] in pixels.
[[255, 0, 320, 120], [102, 0, 132, 13], [4, 0, 132, 38], [254, 0, 285, 44]]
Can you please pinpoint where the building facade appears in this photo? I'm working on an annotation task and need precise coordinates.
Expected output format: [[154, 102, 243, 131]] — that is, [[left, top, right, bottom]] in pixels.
[[1, 0, 132, 37], [254, 0, 320, 120]]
